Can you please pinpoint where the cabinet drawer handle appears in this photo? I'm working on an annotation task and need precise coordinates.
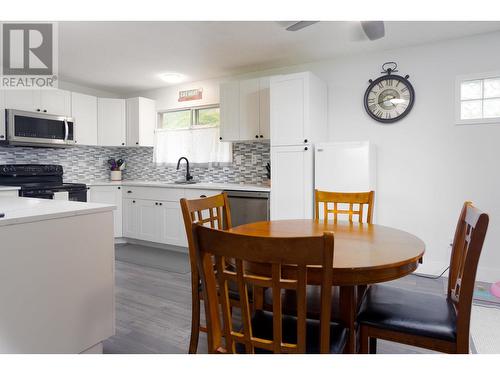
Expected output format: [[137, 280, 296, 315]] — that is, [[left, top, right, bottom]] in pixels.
[[155, 202, 158, 205], [260, 135, 263, 138], [43, 109, 47, 113], [127, 190, 132, 193], [132, 200, 136, 203], [200, 195, 207, 198], [159, 202, 163, 206], [117, 187, 121, 190], [304, 139, 308, 143], [255, 135, 259, 138], [219, 137, 223, 140], [121, 143, 125, 146], [136, 142, 139, 145], [304, 147, 308, 151], [36, 109, 41, 112]]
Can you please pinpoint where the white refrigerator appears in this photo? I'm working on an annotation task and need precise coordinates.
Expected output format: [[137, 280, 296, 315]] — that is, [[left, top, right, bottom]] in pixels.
[[314, 141, 376, 218]]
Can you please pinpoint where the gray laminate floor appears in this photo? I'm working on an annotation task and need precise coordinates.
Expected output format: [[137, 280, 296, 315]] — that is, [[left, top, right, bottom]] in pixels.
[[103, 246, 447, 354]]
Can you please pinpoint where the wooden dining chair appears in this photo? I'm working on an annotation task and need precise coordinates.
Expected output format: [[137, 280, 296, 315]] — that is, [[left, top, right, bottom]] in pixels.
[[180, 192, 237, 354], [358, 202, 489, 354], [315, 190, 375, 223], [193, 225, 348, 353]]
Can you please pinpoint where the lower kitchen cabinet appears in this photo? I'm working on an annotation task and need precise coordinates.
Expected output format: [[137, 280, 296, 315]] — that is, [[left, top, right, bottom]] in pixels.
[[88, 185, 123, 237], [123, 197, 187, 248]]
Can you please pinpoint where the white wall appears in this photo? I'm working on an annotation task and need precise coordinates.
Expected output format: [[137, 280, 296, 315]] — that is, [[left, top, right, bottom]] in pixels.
[[128, 78, 220, 111], [132, 31, 500, 282]]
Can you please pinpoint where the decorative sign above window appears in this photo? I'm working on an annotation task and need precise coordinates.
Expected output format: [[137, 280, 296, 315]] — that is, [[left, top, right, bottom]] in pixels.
[[364, 62, 415, 124], [178, 88, 203, 102]]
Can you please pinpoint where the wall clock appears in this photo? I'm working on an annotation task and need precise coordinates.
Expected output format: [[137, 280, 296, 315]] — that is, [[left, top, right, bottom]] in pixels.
[[364, 62, 415, 123]]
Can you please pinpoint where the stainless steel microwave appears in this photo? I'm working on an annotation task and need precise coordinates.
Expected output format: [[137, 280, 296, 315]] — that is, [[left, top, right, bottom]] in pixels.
[[5, 109, 75, 147]]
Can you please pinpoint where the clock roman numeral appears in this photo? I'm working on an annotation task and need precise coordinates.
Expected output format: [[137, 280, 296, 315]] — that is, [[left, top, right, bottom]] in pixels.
[[369, 104, 377, 112], [377, 82, 384, 89], [387, 79, 393, 86], [368, 98, 375, 104], [401, 87, 408, 93], [385, 113, 391, 119], [395, 81, 400, 87], [376, 110, 383, 117]]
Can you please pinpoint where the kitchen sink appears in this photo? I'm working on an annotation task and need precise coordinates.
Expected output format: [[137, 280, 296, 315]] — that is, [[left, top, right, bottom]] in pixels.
[[174, 180, 198, 184]]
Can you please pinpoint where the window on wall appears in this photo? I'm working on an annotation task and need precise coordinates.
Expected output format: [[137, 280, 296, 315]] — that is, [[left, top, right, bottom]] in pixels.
[[457, 73, 500, 124], [155, 105, 232, 165]]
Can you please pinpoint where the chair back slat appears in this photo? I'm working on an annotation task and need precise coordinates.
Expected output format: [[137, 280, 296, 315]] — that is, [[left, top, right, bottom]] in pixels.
[[193, 225, 335, 354], [447, 202, 489, 347], [180, 193, 232, 275], [315, 190, 375, 224]]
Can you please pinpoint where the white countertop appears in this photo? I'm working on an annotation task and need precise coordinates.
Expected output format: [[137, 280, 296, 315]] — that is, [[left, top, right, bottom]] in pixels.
[[0, 197, 115, 227], [0, 186, 21, 192], [76, 180, 271, 192]]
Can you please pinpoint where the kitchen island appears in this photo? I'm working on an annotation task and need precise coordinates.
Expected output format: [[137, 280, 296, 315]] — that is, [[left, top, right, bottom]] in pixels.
[[0, 197, 115, 353]]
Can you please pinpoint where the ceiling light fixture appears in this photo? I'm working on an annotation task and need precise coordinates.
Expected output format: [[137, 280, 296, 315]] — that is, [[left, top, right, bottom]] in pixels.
[[159, 72, 185, 84]]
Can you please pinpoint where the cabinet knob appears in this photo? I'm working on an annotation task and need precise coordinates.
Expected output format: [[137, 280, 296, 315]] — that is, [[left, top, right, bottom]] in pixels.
[[200, 195, 207, 198], [304, 147, 308, 151], [259, 135, 263, 138], [121, 143, 125, 146], [43, 109, 47, 113], [159, 202, 163, 206], [117, 187, 121, 190], [132, 200, 136, 203], [255, 135, 259, 138], [136, 142, 139, 145], [219, 137, 222, 140], [0, 135, 5, 139], [36, 109, 41, 112], [127, 190, 132, 193], [155, 202, 158, 205], [86, 187, 91, 190], [304, 139, 308, 143]]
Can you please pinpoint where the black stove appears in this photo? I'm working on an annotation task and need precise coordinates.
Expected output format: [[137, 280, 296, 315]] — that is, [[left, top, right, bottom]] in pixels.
[[0, 164, 87, 202]]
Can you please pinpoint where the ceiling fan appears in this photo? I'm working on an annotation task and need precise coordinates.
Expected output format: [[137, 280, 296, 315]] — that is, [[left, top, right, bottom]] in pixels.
[[286, 21, 385, 41]]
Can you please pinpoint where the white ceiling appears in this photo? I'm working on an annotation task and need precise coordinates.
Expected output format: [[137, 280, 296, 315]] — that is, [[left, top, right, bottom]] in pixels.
[[58, 21, 500, 94]]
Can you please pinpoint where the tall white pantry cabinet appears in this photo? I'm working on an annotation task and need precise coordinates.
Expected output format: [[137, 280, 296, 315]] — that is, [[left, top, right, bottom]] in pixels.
[[270, 72, 328, 220]]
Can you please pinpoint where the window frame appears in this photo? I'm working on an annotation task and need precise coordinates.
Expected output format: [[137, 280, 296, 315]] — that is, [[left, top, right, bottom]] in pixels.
[[157, 104, 220, 131], [455, 71, 500, 125]]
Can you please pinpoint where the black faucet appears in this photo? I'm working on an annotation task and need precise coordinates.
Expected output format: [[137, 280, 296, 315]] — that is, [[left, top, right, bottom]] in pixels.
[[176, 157, 193, 182]]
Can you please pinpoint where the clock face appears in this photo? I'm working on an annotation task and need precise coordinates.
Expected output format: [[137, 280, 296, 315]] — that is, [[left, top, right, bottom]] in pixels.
[[364, 75, 415, 123]]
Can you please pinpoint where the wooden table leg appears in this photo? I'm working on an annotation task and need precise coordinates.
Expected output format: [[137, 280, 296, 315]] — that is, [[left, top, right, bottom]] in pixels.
[[339, 285, 357, 354]]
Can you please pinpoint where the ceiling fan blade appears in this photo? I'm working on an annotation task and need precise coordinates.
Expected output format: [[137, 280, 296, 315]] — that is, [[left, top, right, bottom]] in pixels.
[[360, 21, 385, 40], [286, 21, 319, 32]]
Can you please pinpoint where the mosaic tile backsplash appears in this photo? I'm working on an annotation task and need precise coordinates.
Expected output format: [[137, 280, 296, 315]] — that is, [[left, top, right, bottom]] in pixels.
[[0, 141, 270, 185]]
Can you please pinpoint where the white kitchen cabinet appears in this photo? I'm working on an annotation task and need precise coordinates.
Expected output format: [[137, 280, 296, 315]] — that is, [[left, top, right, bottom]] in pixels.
[[98, 98, 126, 147], [0, 89, 5, 141], [123, 198, 140, 238], [270, 72, 327, 146], [39, 89, 72, 116], [239, 78, 261, 140], [159, 201, 187, 247], [270, 145, 313, 220], [4, 89, 71, 116], [219, 81, 240, 142], [259, 77, 271, 139], [137, 199, 160, 242], [71, 92, 98, 145], [220, 78, 271, 142], [88, 185, 123, 237], [4, 89, 38, 112], [126, 97, 156, 147], [0, 190, 19, 198]]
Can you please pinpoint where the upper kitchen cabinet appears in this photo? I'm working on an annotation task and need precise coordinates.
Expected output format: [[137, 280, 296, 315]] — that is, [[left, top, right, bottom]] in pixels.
[[4, 89, 71, 116], [71, 92, 98, 145], [219, 81, 240, 142], [270, 72, 327, 146], [219, 77, 270, 142], [126, 97, 156, 147], [98, 98, 126, 146], [39, 89, 72, 117]]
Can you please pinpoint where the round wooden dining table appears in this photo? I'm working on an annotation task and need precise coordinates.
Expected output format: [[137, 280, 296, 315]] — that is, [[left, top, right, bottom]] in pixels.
[[227, 219, 426, 353]]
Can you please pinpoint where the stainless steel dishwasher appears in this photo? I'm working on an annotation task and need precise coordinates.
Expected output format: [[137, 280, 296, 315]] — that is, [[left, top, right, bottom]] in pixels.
[[223, 190, 270, 227]]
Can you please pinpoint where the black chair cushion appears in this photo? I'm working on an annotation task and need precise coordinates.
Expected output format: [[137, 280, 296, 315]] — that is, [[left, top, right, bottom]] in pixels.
[[236, 310, 347, 354], [263, 286, 341, 320], [357, 284, 457, 342]]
